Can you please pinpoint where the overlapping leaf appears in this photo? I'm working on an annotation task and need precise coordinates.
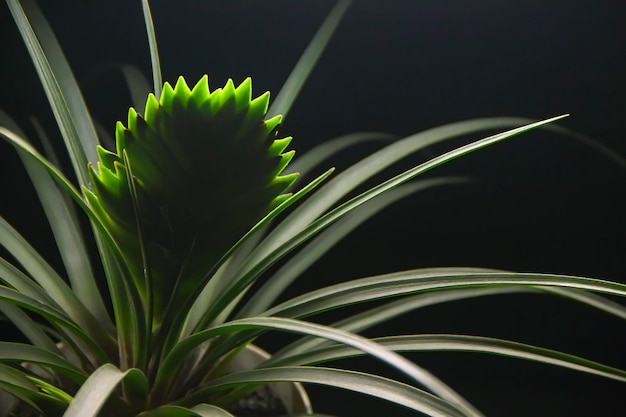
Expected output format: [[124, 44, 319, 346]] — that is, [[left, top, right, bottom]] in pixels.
[[84, 76, 298, 321]]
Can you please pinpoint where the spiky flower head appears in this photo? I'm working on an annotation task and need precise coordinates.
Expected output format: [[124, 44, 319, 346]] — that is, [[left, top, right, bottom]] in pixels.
[[84, 76, 297, 322]]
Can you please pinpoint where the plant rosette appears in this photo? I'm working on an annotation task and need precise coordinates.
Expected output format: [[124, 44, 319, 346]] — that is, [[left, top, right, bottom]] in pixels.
[[1, 1, 626, 417]]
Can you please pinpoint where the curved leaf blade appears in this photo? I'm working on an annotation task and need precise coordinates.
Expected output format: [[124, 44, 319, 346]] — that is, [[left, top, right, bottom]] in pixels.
[[0, 109, 111, 327], [62, 364, 147, 417], [178, 367, 468, 417], [0, 342, 87, 384], [285, 132, 395, 179], [142, 0, 162, 99], [268, 0, 352, 120], [239, 178, 472, 317], [271, 286, 532, 360], [158, 317, 483, 417], [137, 404, 235, 417], [205, 116, 569, 328], [267, 270, 626, 320], [270, 334, 626, 385], [7, 0, 99, 185]]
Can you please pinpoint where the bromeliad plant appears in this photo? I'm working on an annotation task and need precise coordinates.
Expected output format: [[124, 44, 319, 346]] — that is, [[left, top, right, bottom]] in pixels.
[[1, 1, 625, 416]]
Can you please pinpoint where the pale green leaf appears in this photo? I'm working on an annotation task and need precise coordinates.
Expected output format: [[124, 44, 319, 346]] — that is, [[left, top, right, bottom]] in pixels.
[[0, 342, 86, 384], [268, 0, 352, 120], [0, 217, 116, 357], [0, 303, 60, 354], [157, 317, 482, 417], [239, 178, 471, 317], [0, 256, 59, 306], [142, 0, 162, 98], [267, 271, 626, 321], [119, 64, 153, 110], [270, 286, 532, 360], [62, 364, 147, 417], [285, 132, 395, 179], [177, 367, 468, 417], [0, 110, 111, 327], [252, 117, 570, 268], [204, 116, 569, 329], [270, 334, 626, 384], [0, 286, 108, 365], [7, 0, 99, 185]]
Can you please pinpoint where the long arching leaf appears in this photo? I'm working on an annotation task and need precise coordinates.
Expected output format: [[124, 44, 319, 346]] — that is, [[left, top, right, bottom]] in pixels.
[[198, 116, 569, 330], [0, 342, 87, 384], [285, 132, 395, 180], [0, 217, 115, 358], [0, 125, 145, 367], [142, 0, 162, 98], [0, 110, 111, 327], [268, 0, 352, 120], [0, 303, 61, 354], [7, 0, 99, 185], [270, 286, 533, 360], [0, 286, 109, 365], [266, 271, 626, 320], [238, 178, 472, 317], [268, 334, 626, 384], [156, 317, 483, 417], [177, 367, 468, 417]]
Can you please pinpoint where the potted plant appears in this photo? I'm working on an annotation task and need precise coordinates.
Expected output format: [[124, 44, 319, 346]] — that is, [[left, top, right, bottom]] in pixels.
[[1, 1, 624, 416]]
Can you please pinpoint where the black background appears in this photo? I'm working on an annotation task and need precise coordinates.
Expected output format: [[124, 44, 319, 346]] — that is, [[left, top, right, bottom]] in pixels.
[[1, 1, 625, 416]]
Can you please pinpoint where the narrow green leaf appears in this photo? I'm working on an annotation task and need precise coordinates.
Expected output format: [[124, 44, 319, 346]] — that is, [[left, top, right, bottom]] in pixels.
[[239, 178, 471, 317], [0, 110, 111, 327], [270, 334, 626, 384], [0, 216, 116, 359], [158, 317, 482, 417], [285, 132, 394, 179], [119, 64, 153, 110], [271, 267, 626, 359], [7, 0, 99, 185], [0, 342, 86, 384], [541, 286, 626, 320], [0, 362, 39, 392], [122, 150, 150, 369], [252, 116, 570, 269], [0, 127, 108, 239], [0, 216, 81, 316], [268, 0, 352, 120], [0, 256, 59, 306], [270, 286, 532, 360], [266, 271, 626, 321], [0, 303, 61, 354], [27, 375, 73, 404], [0, 286, 109, 365], [203, 116, 569, 330], [142, 0, 162, 98], [0, 363, 45, 412], [177, 367, 467, 417], [0, 125, 142, 364], [137, 404, 236, 417]]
